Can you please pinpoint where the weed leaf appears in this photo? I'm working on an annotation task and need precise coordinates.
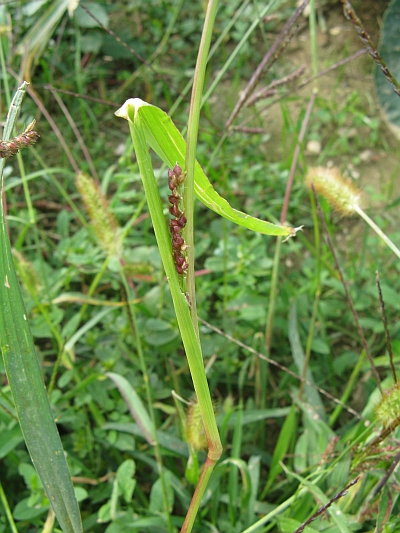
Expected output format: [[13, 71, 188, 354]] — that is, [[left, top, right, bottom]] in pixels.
[[116, 99, 294, 237]]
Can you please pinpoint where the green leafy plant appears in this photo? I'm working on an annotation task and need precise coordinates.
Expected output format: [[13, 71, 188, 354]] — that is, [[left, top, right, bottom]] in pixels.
[[2, 1, 400, 533]]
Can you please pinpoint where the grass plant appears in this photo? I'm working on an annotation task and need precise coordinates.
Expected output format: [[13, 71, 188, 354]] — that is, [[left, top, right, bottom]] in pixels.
[[1, 1, 400, 533]]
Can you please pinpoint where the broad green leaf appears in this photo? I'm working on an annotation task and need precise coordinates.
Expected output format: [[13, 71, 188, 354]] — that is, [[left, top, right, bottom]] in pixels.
[[115, 99, 296, 237], [73, 1, 109, 28], [0, 424, 24, 458], [117, 459, 136, 503], [0, 83, 83, 533], [149, 473, 174, 514], [276, 517, 319, 533]]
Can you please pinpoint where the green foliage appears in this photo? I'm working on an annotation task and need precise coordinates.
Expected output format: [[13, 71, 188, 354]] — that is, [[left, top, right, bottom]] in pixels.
[[1, 1, 400, 533]]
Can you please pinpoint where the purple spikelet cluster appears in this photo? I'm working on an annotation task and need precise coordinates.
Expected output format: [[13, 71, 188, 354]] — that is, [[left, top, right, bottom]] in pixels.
[[168, 163, 188, 275], [0, 120, 40, 159]]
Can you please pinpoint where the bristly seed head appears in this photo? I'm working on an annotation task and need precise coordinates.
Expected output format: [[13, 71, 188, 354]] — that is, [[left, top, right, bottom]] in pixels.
[[375, 383, 400, 427], [305, 166, 363, 215]]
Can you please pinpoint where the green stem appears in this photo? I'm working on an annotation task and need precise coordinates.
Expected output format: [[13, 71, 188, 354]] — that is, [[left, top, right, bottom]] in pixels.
[[120, 104, 222, 532], [184, 0, 220, 339], [355, 205, 400, 260], [265, 237, 282, 357], [129, 112, 221, 455], [0, 480, 18, 533]]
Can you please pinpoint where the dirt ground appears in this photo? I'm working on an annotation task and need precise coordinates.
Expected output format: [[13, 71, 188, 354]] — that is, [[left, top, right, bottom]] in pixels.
[[256, 0, 400, 203]]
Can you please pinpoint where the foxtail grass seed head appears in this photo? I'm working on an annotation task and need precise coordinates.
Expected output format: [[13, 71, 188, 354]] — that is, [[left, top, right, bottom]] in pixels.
[[375, 383, 400, 427], [305, 166, 363, 215], [75, 172, 120, 255], [0, 120, 40, 158], [186, 402, 207, 451]]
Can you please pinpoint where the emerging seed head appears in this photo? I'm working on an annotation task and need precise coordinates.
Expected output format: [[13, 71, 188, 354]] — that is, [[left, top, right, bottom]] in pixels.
[[186, 402, 207, 450], [375, 383, 400, 428], [0, 123, 40, 159]]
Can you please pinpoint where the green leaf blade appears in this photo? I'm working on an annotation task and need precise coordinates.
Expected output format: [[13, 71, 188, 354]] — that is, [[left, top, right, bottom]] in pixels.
[[116, 99, 294, 237], [0, 84, 82, 533]]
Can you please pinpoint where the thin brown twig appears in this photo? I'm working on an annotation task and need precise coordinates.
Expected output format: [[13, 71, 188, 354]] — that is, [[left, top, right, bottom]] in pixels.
[[199, 317, 366, 421], [375, 271, 397, 384], [79, 3, 148, 66], [281, 88, 316, 224], [341, 0, 400, 96], [293, 476, 360, 533], [49, 89, 99, 183], [310, 184, 382, 394], [43, 85, 120, 108], [237, 49, 367, 130], [371, 449, 400, 498], [246, 66, 306, 107], [225, 0, 311, 130], [78, 3, 188, 104]]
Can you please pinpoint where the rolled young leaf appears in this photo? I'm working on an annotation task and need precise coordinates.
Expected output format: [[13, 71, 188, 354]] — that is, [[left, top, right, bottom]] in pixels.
[[115, 98, 295, 238]]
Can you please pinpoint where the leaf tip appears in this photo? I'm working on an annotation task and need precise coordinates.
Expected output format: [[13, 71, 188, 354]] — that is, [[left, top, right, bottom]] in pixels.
[[283, 225, 303, 242]]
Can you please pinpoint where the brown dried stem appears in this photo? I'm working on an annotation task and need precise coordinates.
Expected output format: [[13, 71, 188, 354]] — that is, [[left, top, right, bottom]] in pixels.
[[224, 0, 311, 130], [376, 271, 397, 384], [341, 0, 400, 96], [294, 477, 360, 533]]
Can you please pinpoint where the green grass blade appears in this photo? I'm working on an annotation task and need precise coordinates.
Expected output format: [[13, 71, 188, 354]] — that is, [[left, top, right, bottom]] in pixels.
[[107, 372, 155, 445], [116, 99, 295, 237], [0, 83, 82, 533]]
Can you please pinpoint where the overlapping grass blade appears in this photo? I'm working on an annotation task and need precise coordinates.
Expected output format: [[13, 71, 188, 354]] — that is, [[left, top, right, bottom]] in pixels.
[[0, 82, 82, 533]]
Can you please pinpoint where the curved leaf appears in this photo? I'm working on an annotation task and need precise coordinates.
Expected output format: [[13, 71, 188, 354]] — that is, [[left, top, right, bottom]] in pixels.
[[116, 99, 295, 237]]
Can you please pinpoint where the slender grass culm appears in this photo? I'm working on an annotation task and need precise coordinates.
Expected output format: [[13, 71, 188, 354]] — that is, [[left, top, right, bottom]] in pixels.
[[114, 3, 297, 530]]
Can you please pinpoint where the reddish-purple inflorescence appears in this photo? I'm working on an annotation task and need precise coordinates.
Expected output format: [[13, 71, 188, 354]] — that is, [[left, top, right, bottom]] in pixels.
[[0, 121, 40, 159], [168, 163, 188, 275]]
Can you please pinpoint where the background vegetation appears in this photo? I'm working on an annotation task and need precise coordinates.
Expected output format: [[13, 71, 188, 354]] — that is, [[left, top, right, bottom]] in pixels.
[[1, 0, 400, 532]]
